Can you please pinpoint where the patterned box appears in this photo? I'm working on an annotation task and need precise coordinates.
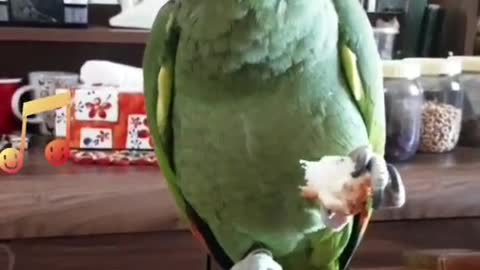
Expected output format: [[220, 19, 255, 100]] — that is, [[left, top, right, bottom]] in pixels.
[[55, 87, 154, 151]]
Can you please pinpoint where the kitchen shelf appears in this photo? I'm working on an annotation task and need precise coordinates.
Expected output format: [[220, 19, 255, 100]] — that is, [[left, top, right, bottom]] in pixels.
[[1, 136, 480, 241], [0, 26, 149, 44]]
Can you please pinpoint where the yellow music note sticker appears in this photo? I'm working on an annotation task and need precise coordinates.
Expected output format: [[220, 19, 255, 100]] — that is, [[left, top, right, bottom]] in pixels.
[[0, 92, 72, 175]]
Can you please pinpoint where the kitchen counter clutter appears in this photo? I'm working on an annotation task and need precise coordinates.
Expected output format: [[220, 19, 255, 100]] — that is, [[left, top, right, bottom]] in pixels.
[[0, 136, 479, 240]]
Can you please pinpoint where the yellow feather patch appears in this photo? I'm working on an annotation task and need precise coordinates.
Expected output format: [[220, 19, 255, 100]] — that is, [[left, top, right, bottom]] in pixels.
[[341, 46, 364, 102], [166, 13, 175, 33], [157, 65, 173, 134]]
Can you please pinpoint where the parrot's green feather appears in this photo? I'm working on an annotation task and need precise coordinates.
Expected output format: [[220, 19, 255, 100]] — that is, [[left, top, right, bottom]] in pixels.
[[333, 0, 386, 269], [334, 0, 386, 156], [341, 46, 364, 103], [144, 1, 385, 270], [156, 65, 173, 136], [143, 1, 187, 220], [144, 3, 237, 268]]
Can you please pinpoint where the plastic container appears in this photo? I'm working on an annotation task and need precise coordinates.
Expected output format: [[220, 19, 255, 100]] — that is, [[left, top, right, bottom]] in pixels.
[[373, 27, 399, 60], [403, 58, 464, 153], [383, 60, 424, 162], [449, 56, 480, 147]]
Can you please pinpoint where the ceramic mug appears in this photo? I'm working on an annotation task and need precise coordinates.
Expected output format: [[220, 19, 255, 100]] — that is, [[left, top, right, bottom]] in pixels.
[[0, 78, 22, 135], [11, 71, 80, 135]]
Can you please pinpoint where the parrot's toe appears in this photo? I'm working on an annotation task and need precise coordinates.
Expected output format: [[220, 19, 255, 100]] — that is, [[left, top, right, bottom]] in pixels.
[[384, 164, 406, 208], [349, 145, 373, 178], [230, 249, 282, 270], [349, 145, 406, 210]]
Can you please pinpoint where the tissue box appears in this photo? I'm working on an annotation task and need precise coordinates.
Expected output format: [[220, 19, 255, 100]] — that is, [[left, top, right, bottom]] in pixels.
[[55, 87, 154, 151]]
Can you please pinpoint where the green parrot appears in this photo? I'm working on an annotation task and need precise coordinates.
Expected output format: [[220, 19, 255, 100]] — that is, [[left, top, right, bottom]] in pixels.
[[143, 1, 406, 270]]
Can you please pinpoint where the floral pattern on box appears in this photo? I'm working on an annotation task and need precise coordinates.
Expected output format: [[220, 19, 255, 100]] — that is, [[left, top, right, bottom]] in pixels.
[[55, 87, 154, 151], [55, 88, 69, 138], [80, 128, 113, 149], [75, 89, 119, 122], [127, 114, 154, 150]]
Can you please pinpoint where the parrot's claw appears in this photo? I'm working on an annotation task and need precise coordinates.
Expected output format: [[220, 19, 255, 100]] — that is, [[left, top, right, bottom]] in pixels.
[[385, 163, 406, 208], [230, 249, 282, 270], [349, 146, 406, 210], [349, 145, 373, 178]]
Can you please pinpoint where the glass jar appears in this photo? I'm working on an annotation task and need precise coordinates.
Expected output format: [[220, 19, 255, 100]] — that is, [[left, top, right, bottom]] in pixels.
[[403, 58, 464, 153], [448, 56, 480, 147], [383, 60, 424, 162], [373, 27, 399, 60]]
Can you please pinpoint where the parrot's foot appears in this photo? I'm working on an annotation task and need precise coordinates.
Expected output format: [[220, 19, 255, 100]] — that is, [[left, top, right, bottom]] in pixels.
[[231, 249, 282, 270], [299, 146, 406, 231], [349, 146, 406, 210]]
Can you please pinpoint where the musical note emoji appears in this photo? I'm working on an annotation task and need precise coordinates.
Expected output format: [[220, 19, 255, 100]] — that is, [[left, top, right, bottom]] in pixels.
[[0, 92, 72, 174]]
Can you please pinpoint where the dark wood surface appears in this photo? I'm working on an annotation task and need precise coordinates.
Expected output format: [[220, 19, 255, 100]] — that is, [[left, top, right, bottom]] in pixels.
[[0, 142, 183, 240], [0, 231, 206, 270], [375, 147, 480, 221], [0, 228, 410, 270], [0, 4, 146, 79], [353, 219, 480, 268], [0, 41, 145, 79], [0, 27, 149, 44], [1, 136, 480, 240], [431, 0, 480, 55], [1, 218, 478, 270]]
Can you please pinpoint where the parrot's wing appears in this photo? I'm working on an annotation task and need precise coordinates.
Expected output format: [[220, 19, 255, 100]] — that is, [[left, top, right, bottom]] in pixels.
[[143, 2, 233, 268], [335, 0, 386, 156], [332, 0, 386, 269]]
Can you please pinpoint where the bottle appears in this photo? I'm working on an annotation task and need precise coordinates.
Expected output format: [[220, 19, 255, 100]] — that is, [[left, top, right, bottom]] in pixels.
[[383, 60, 424, 162], [403, 58, 463, 153]]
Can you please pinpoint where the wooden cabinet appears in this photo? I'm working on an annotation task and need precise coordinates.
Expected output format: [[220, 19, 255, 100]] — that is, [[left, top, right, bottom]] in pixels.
[[430, 0, 480, 55]]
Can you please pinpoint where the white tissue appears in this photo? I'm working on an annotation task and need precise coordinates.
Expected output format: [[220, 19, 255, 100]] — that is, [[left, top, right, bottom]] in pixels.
[[300, 156, 356, 211], [80, 60, 143, 92]]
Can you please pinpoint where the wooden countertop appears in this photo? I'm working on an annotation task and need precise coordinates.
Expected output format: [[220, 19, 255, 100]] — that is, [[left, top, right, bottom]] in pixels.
[[375, 148, 480, 221], [0, 139, 181, 240], [1, 137, 479, 240]]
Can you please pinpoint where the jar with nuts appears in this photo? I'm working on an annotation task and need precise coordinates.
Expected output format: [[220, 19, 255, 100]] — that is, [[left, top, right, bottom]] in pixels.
[[448, 56, 480, 147], [383, 60, 424, 162], [403, 58, 464, 153]]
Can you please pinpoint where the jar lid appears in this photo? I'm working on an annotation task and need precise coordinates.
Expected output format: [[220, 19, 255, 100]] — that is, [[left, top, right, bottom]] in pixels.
[[382, 60, 421, 79], [373, 27, 399, 35], [403, 58, 462, 76], [448, 56, 480, 73]]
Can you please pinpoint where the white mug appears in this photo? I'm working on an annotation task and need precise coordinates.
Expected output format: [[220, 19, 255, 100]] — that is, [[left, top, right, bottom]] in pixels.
[[11, 71, 79, 135]]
